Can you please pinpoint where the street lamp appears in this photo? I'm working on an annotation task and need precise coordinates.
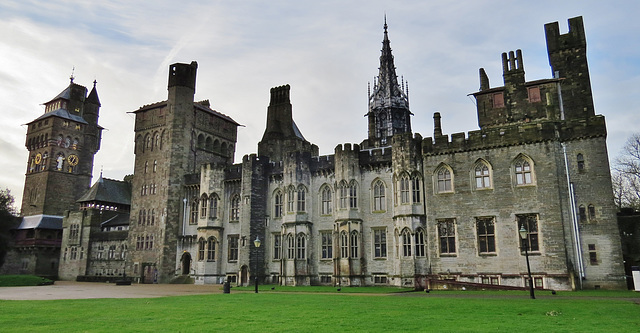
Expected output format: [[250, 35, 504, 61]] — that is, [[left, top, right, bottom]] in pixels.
[[519, 226, 535, 299], [254, 236, 261, 293]]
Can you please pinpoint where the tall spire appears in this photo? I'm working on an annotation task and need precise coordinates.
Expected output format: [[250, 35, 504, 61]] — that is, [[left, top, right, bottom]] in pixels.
[[367, 19, 411, 147]]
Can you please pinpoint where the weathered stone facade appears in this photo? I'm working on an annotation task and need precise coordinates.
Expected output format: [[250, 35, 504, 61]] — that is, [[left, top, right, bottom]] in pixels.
[[52, 16, 626, 290]]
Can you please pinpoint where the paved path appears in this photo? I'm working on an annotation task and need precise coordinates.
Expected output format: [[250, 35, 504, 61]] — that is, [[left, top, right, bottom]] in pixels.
[[0, 281, 223, 300]]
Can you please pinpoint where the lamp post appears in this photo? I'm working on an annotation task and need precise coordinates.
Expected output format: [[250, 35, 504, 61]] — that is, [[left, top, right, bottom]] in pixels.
[[254, 236, 261, 293], [519, 226, 535, 299]]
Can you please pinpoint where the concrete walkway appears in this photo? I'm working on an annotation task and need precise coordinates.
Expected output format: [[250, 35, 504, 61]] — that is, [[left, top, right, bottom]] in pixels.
[[0, 280, 223, 300]]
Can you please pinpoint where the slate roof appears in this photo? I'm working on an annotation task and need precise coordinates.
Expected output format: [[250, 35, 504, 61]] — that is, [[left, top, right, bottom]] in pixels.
[[77, 177, 131, 206], [28, 108, 89, 125], [17, 214, 63, 230]]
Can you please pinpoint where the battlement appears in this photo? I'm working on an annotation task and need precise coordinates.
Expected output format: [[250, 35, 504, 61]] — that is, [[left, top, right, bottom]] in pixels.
[[422, 116, 607, 155], [269, 84, 291, 106], [545, 16, 586, 54], [335, 143, 360, 153]]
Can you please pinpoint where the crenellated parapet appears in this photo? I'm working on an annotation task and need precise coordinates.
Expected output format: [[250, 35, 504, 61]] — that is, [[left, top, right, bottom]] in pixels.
[[422, 115, 607, 156]]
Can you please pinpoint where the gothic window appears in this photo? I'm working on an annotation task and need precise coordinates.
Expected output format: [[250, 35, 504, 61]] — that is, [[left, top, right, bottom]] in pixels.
[[412, 175, 422, 203], [579, 205, 587, 223], [414, 229, 425, 257], [228, 235, 239, 262], [190, 200, 198, 224], [273, 234, 281, 260], [296, 233, 306, 259], [349, 181, 358, 208], [297, 186, 306, 212], [400, 175, 410, 204], [338, 181, 348, 209], [230, 195, 240, 221], [151, 209, 155, 225], [517, 214, 539, 252], [320, 186, 332, 215], [474, 161, 491, 189], [197, 134, 205, 149], [287, 234, 295, 259], [514, 156, 534, 185], [577, 153, 585, 171], [320, 231, 332, 259], [274, 191, 283, 218], [373, 180, 386, 211], [153, 160, 157, 173], [401, 229, 412, 257], [138, 210, 143, 225], [155, 133, 160, 149], [210, 194, 219, 219], [350, 231, 359, 258], [144, 161, 148, 174], [436, 165, 453, 193], [142, 210, 147, 225], [588, 204, 596, 220], [287, 186, 295, 213], [476, 217, 496, 254], [340, 231, 348, 258], [200, 194, 208, 219], [373, 229, 387, 258], [207, 237, 216, 261], [198, 238, 206, 261], [438, 219, 456, 255]]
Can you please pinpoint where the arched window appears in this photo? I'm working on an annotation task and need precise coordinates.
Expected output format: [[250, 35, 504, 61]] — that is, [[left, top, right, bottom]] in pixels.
[[338, 181, 348, 209], [153, 160, 157, 173], [579, 205, 587, 223], [151, 209, 155, 225], [373, 180, 386, 211], [402, 229, 412, 257], [400, 175, 410, 204], [412, 175, 422, 203], [200, 194, 208, 219], [287, 234, 295, 259], [297, 186, 306, 212], [415, 229, 425, 257], [296, 233, 306, 259], [274, 191, 283, 218], [577, 153, 585, 171], [144, 161, 148, 174], [210, 194, 219, 219], [230, 195, 240, 221], [514, 156, 534, 185], [320, 186, 332, 215], [588, 204, 596, 220], [207, 237, 216, 261], [436, 165, 453, 193], [474, 161, 491, 189], [349, 181, 358, 208], [350, 231, 359, 258], [154, 133, 160, 149], [287, 186, 295, 213], [190, 200, 198, 224], [340, 231, 348, 258], [197, 134, 205, 149], [206, 137, 213, 151], [198, 238, 206, 261]]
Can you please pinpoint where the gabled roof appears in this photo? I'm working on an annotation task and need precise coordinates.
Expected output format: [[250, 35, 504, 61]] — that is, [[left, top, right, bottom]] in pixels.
[[77, 176, 131, 206], [17, 215, 63, 230]]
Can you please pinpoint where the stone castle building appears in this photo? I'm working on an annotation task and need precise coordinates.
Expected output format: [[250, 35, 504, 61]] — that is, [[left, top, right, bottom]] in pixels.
[[51, 16, 625, 290]]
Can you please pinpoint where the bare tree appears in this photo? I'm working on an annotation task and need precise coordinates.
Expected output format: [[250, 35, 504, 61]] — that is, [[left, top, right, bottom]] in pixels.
[[613, 133, 640, 209]]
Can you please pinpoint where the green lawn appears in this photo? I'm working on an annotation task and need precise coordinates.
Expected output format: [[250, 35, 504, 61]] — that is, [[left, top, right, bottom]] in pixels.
[[0, 290, 639, 332]]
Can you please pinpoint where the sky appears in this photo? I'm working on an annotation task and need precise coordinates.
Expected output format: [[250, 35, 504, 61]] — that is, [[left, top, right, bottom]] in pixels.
[[1, 0, 638, 208]]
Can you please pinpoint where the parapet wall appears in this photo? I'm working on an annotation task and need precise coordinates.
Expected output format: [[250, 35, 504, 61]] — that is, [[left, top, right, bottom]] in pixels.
[[423, 116, 606, 155]]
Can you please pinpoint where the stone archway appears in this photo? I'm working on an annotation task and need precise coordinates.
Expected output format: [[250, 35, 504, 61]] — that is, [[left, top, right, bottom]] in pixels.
[[181, 252, 192, 275], [240, 265, 248, 286]]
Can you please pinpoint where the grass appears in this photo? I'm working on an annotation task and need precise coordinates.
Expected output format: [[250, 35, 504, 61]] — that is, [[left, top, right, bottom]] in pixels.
[[234, 284, 414, 293], [0, 287, 639, 332], [0, 275, 53, 287]]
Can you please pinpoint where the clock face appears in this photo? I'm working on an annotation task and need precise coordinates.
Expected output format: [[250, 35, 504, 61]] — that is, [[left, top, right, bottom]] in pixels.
[[68, 154, 79, 166], [35, 153, 42, 164]]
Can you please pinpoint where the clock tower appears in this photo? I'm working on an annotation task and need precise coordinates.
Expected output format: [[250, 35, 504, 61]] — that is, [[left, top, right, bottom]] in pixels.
[[21, 77, 102, 217]]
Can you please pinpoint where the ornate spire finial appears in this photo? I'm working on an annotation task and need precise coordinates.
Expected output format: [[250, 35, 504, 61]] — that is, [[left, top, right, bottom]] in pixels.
[[384, 13, 388, 33], [70, 66, 75, 83], [93, 79, 97, 88]]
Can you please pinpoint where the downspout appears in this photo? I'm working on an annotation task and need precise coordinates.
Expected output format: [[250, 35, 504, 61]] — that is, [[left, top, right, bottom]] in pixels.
[[557, 71, 585, 288]]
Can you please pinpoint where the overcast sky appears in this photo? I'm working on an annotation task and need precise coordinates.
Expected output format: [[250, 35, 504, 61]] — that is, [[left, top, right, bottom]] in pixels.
[[1, 1, 638, 207]]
